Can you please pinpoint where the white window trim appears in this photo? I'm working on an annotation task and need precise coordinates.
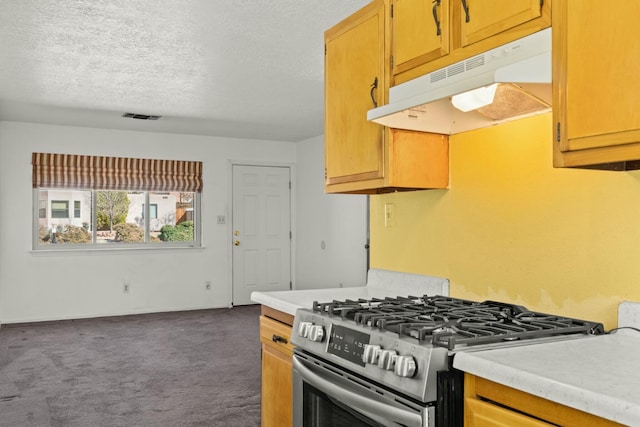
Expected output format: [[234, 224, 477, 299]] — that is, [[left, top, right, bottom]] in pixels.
[[33, 189, 202, 251]]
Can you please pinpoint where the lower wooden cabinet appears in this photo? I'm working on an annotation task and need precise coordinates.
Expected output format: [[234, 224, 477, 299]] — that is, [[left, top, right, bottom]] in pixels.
[[464, 374, 623, 427], [259, 307, 294, 427]]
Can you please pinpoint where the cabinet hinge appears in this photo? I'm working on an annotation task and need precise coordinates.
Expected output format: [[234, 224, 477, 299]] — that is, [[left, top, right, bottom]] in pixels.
[[290, 281, 292, 290], [556, 122, 561, 142], [324, 168, 327, 179], [324, 44, 327, 55], [289, 181, 291, 189], [390, 3, 393, 18], [289, 231, 292, 239], [390, 55, 394, 69]]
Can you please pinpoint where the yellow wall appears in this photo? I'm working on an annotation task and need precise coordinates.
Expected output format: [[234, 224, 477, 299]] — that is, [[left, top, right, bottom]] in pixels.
[[370, 113, 640, 330]]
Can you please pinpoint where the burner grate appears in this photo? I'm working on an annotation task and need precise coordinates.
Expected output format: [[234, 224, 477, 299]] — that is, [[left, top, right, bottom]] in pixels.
[[312, 295, 604, 350]]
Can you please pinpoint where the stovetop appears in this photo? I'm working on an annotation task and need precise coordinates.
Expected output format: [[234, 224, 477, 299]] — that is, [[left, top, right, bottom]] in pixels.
[[292, 295, 604, 403], [311, 295, 604, 350]]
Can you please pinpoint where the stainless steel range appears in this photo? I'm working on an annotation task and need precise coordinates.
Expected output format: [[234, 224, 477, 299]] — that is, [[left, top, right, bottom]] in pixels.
[[291, 295, 604, 427]]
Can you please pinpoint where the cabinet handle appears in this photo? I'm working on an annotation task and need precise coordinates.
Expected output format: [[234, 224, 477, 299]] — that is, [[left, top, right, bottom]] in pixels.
[[370, 77, 378, 108], [272, 334, 288, 344], [461, 0, 470, 22], [432, 0, 442, 36]]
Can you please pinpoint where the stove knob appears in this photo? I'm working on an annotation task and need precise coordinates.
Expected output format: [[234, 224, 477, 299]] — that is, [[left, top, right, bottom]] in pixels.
[[307, 325, 325, 342], [298, 321, 312, 338], [362, 344, 381, 364], [377, 349, 397, 370], [395, 355, 417, 378]]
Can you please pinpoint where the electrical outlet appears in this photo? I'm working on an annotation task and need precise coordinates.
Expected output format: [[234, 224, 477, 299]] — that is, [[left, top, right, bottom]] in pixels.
[[205, 281, 212, 290], [123, 283, 130, 293], [384, 203, 395, 228]]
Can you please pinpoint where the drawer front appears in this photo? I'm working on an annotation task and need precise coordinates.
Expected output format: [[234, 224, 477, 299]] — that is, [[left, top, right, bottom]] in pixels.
[[260, 315, 294, 356], [465, 397, 554, 427]]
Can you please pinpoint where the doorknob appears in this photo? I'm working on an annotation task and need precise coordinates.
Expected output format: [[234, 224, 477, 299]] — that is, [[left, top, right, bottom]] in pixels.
[[234, 240, 240, 246]]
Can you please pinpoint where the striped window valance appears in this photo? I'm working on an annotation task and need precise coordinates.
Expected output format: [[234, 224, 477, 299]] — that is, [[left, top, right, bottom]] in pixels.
[[32, 153, 203, 192]]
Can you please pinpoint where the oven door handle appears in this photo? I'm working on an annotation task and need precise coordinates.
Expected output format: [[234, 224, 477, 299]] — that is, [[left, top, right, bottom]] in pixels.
[[293, 356, 423, 427]]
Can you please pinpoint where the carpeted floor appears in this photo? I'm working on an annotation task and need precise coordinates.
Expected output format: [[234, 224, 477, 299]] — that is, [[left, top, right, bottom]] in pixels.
[[0, 305, 262, 427]]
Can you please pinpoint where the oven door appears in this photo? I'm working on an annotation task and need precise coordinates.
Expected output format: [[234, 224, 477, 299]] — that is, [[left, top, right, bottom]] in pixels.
[[293, 351, 433, 427]]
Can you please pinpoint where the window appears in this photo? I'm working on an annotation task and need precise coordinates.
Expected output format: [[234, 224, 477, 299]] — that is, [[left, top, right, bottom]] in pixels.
[[51, 200, 69, 218], [32, 153, 202, 249], [142, 203, 158, 219], [38, 200, 47, 219]]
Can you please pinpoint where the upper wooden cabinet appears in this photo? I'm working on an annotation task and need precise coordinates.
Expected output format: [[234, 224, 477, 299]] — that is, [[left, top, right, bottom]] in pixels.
[[324, 0, 449, 194], [324, 0, 386, 191], [455, 0, 547, 47], [552, 0, 640, 170], [393, 0, 550, 85], [391, 0, 450, 76]]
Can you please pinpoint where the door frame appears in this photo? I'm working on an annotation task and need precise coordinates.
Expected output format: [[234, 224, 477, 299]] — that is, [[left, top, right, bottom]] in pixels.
[[227, 160, 296, 307]]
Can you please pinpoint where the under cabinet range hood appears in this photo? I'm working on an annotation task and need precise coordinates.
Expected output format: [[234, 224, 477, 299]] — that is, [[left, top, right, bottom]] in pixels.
[[368, 28, 552, 135]]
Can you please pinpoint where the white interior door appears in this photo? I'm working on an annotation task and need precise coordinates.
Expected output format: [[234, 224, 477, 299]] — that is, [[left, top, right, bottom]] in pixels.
[[232, 164, 291, 305]]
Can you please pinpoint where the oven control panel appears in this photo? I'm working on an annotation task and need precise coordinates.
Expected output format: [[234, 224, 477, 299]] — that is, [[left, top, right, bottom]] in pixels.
[[292, 308, 450, 403], [326, 324, 369, 367]]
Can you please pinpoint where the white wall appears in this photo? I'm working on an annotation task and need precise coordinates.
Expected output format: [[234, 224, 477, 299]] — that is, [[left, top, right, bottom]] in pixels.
[[295, 135, 368, 289], [0, 121, 297, 323]]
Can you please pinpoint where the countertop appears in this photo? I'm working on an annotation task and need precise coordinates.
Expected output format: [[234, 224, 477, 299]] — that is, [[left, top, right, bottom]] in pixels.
[[250, 268, 450, 316], [251, 286, 398, 316], [453, 333, 640, 426]]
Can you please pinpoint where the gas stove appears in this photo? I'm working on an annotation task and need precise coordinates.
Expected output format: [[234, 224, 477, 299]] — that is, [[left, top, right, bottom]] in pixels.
[[291, 295, 604, 404]]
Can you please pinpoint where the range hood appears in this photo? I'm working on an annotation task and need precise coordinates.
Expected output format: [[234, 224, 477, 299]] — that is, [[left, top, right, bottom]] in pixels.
[[367, 28, 552, 135]]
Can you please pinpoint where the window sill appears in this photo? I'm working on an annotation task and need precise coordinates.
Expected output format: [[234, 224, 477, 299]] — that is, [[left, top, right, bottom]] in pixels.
[[30, 245, 206, 256]]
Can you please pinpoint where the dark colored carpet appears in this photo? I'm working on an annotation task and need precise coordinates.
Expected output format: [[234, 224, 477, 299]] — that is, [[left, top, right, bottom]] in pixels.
[[0, 305, 262, 427]]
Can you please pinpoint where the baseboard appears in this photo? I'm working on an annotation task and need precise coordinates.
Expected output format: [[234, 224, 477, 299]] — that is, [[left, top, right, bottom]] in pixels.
[[0, 304, 231, 326]]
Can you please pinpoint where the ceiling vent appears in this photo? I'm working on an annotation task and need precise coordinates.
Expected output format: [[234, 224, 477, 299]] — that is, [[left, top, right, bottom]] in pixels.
[[122, 112, 161, 120]]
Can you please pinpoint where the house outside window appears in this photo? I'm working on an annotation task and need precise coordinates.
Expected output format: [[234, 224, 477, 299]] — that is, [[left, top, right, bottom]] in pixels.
[[74, 200, 81, 218]]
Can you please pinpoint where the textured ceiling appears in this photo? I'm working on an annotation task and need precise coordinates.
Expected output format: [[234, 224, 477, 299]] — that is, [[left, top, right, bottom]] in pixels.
[[0, 0, 370, 141]]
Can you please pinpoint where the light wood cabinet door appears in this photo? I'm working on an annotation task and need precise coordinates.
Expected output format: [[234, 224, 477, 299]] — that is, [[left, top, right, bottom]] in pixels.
[[391, 0, 450, 76], [465, 398, 554, 427], [260, 315, 294, 427], [553, 0, 640, 169], [454, 0, 545, 47], [324, 0, 386, 189], [261, 344, 292, 427]]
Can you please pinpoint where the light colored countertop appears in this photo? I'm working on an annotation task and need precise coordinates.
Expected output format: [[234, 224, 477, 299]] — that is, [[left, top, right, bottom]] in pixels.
[[453, 333, 640, 426], [251, 286, 399, 316], [250, 268, 450, 316]]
